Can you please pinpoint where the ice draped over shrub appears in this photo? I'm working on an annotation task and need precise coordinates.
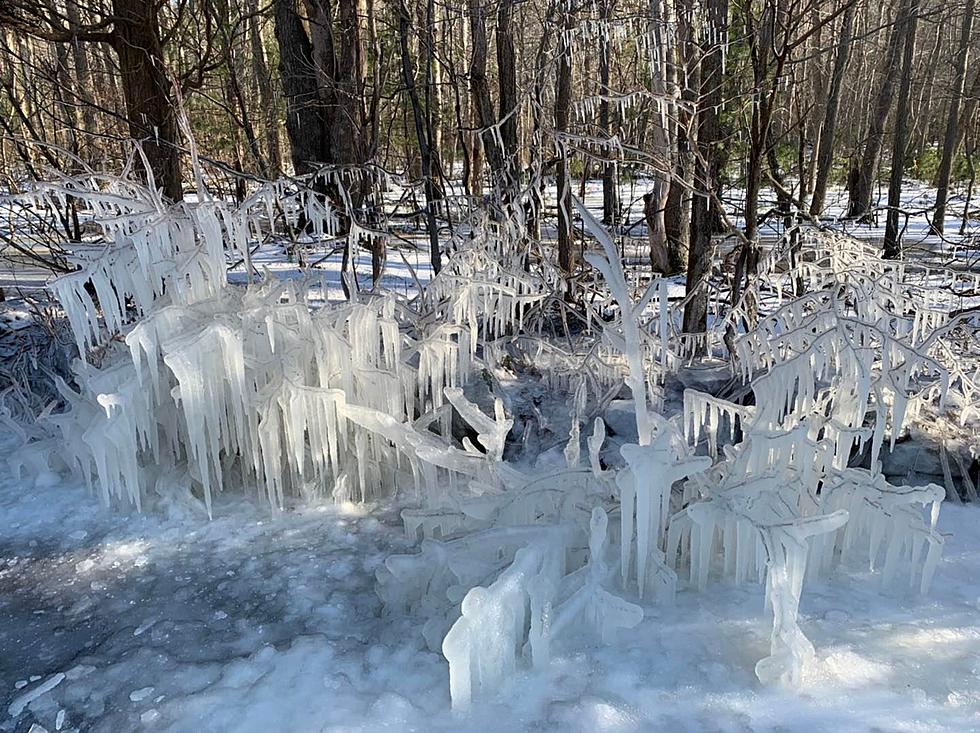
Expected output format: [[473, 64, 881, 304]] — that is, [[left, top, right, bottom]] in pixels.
[[5, 173, 972, 710], [12, 173, 550, 516]]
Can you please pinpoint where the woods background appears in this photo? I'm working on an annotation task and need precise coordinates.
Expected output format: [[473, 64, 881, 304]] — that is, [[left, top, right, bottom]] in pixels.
[[1, 0, 978, 313]]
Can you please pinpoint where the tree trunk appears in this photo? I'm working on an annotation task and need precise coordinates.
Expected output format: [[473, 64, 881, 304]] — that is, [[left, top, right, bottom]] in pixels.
[[647, 0, 671, 271], [467, 0, 504, 184], [683, 0, 727, 335], [112, 0, 182, 201], [397, 0, 441, 273], [215, 0, 269, 178], [665, 0, 695, 273], [274, 0, 328, 175], [65, 0, 97, 147], [331, 0, 366, 169], [497, 0, 519, 201], [960, 128, 976, 235], [555, 8, 574, 284], [430, 0, 444, 171], [849, 0, 909, 218], [525, 13, 558, 242], [930, 0, 975, 234], [458, 13, 481, 196], [810, 0, 856, 216], [248, 0, 282, 177], [883, 0, 920, 259], [599, 0, 618, 224]]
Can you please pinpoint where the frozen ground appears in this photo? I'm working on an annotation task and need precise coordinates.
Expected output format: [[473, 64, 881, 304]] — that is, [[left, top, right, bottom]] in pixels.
[[3, 445, 980, 733]]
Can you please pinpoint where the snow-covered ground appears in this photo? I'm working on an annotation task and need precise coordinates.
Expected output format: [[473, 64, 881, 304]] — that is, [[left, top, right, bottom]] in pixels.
[[4, 179, 978, 300], [3, 453, 979, 733]]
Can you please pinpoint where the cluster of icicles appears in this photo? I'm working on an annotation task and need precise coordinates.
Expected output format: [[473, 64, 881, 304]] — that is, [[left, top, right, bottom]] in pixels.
[[380, 215, 954, 709], [5, 171, 961, 713], [8, 173, 549, 517], [666, 261, 953, 683]]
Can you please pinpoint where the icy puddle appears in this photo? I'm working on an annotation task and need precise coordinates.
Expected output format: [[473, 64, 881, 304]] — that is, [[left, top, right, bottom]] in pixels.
[[2, 471, 980, 732]]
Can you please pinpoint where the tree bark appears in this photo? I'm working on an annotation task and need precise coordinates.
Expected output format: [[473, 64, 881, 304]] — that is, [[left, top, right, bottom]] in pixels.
[[467, 0, 504, 184], [555, 7, 574, 284], [930, 0, 975, 234], [112, 0, 182, 201], [849, 0, 909, 218], [683, 0, 727, 335], [65, 0, 97, 146], [430, 0, 444, 169], [459, 12, 482, 196], [665, 0, 695, 272], [330, 0, 366, 169], [397, 0, 441, 273], [810, 0, 856, 216], [646, 0, 671, 271], [883, 0, 920, 259], [497, 0, 519, 200], [248, 0, 282, 177], [599, 0, 618, 224], [274, 0, 328, 175]]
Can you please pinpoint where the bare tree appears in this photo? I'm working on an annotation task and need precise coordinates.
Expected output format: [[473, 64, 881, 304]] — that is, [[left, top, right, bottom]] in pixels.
[[683, 0, 727, 335], [555, 1, 575, 284], [397, 0, 442, 272], [810, 0, 857, 215], [883, 0, 920, 258], [1, 0, 185, 200], [930, 0, 976, 233], [848, 0, 909, 219]]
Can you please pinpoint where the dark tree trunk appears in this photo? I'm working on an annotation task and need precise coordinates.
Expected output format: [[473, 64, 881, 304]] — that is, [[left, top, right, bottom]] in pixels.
[[467, 0, 504, 183], [883, 0, 920, 259], [248, 0, 282, 176], [333, 0, 368, 168], [215, 0, 269, 178], [599, 0, 618, 224], [274, 0, 328, 175], [683, 0, 727, 335], [65, 0, 97, 146], [112, 0, 182, 201], [961, 131, 976, 235], [555, 10, 574, 285], [397, 0, 441, 273], [849, 0, 909, 219], [810, 0, 856, 216], [524, 13, 558, 242], [646, 0, 671, 272], [497, 0, 519, 201], [665, 0, 695, 273], [930, 0, 975, 233]]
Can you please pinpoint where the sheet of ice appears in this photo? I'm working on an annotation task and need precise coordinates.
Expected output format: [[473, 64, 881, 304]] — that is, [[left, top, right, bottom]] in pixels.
[[2, 452, 980, 733]]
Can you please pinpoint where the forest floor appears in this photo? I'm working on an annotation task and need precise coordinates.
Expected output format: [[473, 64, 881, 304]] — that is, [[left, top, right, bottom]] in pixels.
[[2, 431, 980, 733]]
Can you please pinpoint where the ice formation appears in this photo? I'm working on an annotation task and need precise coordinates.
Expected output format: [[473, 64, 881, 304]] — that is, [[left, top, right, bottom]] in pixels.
[[11, 175, 548, 518], [441, 543, 562, 711], [619, 432, 711, 598], [815, 469, 945, 593], [440, 507, 642, 710], [661, 231, 968, 684], [6, 168, 973, 712], [667, 467, 849, 686]]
